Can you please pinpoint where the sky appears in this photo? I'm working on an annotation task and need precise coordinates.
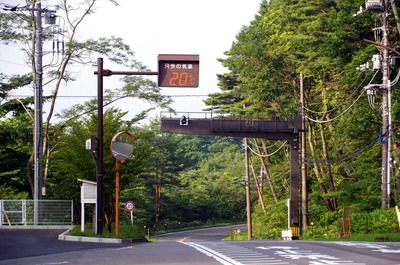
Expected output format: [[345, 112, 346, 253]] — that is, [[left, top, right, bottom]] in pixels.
[[0, 0, 262, 123]]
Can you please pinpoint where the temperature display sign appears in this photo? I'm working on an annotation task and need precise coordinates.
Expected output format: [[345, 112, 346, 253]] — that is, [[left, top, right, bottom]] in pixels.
[[158, 54, 199, 87]]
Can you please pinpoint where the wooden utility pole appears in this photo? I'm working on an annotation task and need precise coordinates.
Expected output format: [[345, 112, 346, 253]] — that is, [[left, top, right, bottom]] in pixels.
[[300, 72, 308, 231], [244, 138, 252, 239], [155, 159, 161, 223]]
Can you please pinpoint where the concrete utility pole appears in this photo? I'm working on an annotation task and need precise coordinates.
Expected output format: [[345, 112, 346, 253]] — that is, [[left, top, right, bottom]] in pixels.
[[381, 0, 390, 209], [4, 1, 57, 226], [358, 0, 393, 209], [33, 1, 44, 226]]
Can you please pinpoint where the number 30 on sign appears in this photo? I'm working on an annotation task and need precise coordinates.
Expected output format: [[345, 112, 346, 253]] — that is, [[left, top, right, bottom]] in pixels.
[[158, 54, 199, 88]]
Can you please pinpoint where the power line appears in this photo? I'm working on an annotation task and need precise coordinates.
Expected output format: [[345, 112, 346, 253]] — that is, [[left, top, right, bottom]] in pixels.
[[305, 89, 366, 124], [9, 94, 211, 98]]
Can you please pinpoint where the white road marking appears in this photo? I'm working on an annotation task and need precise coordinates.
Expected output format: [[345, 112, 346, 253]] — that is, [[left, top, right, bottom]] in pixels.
[[181, 241, 288, 265], [181, 241, 244, 265], [42, 261, 68, 265], [256, 245, 366, 265], [326, 242, 400, 254]]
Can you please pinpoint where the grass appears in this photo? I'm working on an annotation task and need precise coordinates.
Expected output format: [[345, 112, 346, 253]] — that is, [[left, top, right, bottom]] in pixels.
[[69, 224, 148, 241], [226, 230, 400, 242]]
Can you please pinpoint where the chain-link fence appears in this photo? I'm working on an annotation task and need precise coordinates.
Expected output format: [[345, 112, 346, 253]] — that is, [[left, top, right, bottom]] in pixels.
[[0, 200, 73, 226]]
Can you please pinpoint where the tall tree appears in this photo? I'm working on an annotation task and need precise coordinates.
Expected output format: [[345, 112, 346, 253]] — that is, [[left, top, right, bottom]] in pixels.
[[207, 0, 392, 221], [0, 0, 171, 198]]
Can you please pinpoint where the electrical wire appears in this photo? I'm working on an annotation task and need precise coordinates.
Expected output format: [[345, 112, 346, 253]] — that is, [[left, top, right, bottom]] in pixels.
[[305, 89, 365, 124], [303, 75, 368, 115], [250, 138, 281, 150], [305, 69, 380, 118], [390, 69, 400, 86], [9, 94, 210, 98], [304, 136, 378, 165], [246, 140, 287, 158]]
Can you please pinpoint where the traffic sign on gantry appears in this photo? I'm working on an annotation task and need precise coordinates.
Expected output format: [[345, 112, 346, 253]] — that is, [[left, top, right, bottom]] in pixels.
[[158, 54, 199, 87]]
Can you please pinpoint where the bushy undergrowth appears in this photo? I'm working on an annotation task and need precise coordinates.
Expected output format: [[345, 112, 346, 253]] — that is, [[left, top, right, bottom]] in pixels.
[[252, 203, 400, 241], [251, 202, 288, 239], [69, 223, 146, 239]]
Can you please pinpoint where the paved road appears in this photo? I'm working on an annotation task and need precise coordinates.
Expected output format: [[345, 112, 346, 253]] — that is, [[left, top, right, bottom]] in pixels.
[[0, 228, 121, 260], [1, 225, 400, 265]]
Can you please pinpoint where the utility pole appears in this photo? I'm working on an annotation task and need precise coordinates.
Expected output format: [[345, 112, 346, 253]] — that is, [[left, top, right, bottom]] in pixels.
[[96, 58, 104, 234], [243, 138, 252, 240], [356, 1, 392, 209], [381, 0, 390, 209], [3, 1, 57, 226], [300, 72, 308, 231], [33, 1, 44, 226]]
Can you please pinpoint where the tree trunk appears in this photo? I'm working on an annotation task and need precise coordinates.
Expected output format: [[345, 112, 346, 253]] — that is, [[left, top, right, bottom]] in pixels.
[[391, 140, 400, 205], [319, 122, 337, 210], [253, 139, 278, 203], [308, 122, 334, 211], [28, 150, 34, 197], [250, 164, 266, 213]]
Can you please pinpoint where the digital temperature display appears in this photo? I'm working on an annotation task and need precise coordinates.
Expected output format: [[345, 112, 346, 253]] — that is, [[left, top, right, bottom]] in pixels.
[[158, 54, 199, 87]]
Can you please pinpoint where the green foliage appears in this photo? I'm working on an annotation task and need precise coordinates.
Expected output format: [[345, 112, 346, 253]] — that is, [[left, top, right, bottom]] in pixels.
[[302, 207, 400, 240], [69, 224, 146, 240], [207, 0, 400, 237], [252, 201, 287, 239], [0, 185, 29, 200], [0, 113, 33, 196], [2, 0, 400, 241]]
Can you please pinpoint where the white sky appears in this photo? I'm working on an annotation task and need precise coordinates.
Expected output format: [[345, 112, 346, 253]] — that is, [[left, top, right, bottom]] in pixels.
[[0, 0, 261, 123]]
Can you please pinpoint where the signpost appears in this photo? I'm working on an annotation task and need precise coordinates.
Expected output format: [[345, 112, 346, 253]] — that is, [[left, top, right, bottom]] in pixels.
[[124, 201, 135, 225], [110, 132, 135, 237], [95, 54, 199, 234], [158, 54, 199, 87]]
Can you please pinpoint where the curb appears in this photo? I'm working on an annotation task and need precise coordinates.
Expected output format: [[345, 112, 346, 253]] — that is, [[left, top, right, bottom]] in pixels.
[[0, 225, 74, 230], [58, 229, 123, 243]]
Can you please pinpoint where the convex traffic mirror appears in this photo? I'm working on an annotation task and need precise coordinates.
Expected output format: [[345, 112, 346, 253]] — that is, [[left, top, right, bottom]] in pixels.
[[110, 131, 135, 162]]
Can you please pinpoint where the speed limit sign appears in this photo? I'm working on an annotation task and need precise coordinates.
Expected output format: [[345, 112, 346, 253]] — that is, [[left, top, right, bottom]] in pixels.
[[124, 201, 135, 212]]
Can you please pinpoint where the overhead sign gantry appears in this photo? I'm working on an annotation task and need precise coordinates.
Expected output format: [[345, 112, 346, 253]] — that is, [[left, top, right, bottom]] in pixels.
[[161, 112, 302, 239]]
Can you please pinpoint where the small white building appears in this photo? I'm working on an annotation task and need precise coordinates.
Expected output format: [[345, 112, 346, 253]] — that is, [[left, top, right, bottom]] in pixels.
[[365, 0, 383, 11], [77, 179, 96, 232]]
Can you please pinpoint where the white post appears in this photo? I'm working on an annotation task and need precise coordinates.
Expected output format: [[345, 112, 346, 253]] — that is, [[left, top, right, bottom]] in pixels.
[[81, 202, 85, 232], [22, 200, 26, 225], [286, 198, 290, 229], [130, 211, 133, 226], [71, 200, 74, 225], [396, 206, 400, 228], [94, 203, 97, 233]]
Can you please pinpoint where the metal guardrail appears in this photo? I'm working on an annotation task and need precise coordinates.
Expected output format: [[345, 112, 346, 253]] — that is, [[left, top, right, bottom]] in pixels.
[[160, 111, 214, 120], [0, 200, 73, 226]]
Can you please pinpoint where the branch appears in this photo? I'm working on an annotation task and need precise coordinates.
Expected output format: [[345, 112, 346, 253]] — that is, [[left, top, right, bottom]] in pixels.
[[363, 39, 400, 56]]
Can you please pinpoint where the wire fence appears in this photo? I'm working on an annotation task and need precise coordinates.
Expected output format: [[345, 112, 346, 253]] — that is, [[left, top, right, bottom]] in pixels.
[[0, 200, 73, 226]]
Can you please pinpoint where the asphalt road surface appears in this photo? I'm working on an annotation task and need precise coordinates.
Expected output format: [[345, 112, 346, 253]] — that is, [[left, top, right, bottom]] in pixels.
[[1, 225, 400, 265]]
